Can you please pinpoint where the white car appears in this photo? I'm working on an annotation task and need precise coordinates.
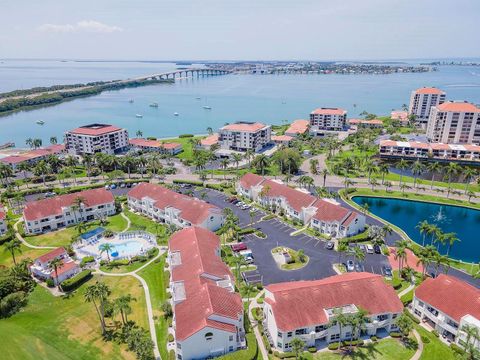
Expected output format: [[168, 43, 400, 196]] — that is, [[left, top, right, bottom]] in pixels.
[[366, 244, 374, 254]]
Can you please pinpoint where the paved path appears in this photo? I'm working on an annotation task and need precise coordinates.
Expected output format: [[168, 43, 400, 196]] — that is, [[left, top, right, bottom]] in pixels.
[[410, 329, 424, 360], [398, 283, 415, 298], [120, 205, 131, 232], [13, 219, 56, 249], [248, 290, 268, 360]]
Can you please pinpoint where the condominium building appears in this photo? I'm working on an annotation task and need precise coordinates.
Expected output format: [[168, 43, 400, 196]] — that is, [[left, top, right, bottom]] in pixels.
[[412, 275, 480, 350], [237, 173, 365, 238], [264, 272, 403, 352], [0, 204, 7, 236], [285, 119, 309, 137], [199, 134, 219, 150], [127, 183, 224, 231], [30, 247, 80, 285], [408, 87, 446, 127], [23, 188, 116, 234], [65, 123, 129, 155], [309, 108, 347, 133], [426, 101, 480, 144], [0, 144, 65, 171], [390, 110, 409, 123], [348, 119, 383, 129], [379, 140, 480, 163], [168, 227, 245, 360], [129, 138, 183, 155], [218, 122, 272, 152]]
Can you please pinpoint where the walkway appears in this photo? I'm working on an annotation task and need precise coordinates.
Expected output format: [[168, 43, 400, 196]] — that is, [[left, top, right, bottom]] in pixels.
[[247, 290, 268, 360], [398, 283, 415, 298], [120, 204, 131, 233], [13, 219, 56, 249], [410, 329, 424, 360]]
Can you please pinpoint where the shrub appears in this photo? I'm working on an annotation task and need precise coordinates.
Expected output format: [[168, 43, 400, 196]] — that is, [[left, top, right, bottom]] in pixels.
[[161, 301, 173, 318], [46, 278, 55, 287], [404, 310, 420, 324], [255, 230, 267, 238], [80, 256, 95, 267], [60, 270, 92, 292], [256, 297, 264, 304], [432, 330, 439, 337], [370, 336, 378, 342], [168, 333, 174, 342], [308, 347, 317, 353], [146, 247, 158, 258], [262, 214, 275, 221], [392, 279, 403, 290], [421, 335, 430, 344], [328, 342, 340, 350], [450, 343, 465, 355], [107, 259, 130, 267], [390, 332, 402, 338], [178, 134, 193, 138], [169, 350, 176, 360], [173, 179, 203, 186], [276, 352, 295, 358], [239, 228, 256, 235]]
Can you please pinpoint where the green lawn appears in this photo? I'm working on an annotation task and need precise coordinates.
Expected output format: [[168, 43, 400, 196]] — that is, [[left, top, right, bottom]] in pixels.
[[123, 210, 169, 244], [0, 243, 49, 268], [137, 255, 169, 360], [166, 135, 204, 161], [0, 274, 148, 360], [416, 326, 458, 360], [24, 214, 128, 248]]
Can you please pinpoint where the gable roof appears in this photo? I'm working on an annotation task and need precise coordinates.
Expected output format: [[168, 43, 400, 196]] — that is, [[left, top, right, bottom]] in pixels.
[[414, 87, 445, 95], [436, 101, 480, 113], [221, 122, 267, 132], [23, 188, 114, 221], [311, 108, 346, 116], [285, 119, 309, 135], [68, 124, 123, 136], [169, 227, 243, 341], [415, 274, 480, 322], [265, 272, 403, 331], [128, 183, 220, 225], [0, 203, 5, 221], [36, 247, 67, 264]]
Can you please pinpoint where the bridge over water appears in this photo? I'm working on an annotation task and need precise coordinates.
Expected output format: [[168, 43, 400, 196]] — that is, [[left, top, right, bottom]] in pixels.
[[134, 68, 232, 81]]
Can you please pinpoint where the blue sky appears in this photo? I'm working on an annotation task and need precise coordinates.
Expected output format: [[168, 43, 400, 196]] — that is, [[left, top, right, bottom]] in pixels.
[[1, 0, 479, 60]]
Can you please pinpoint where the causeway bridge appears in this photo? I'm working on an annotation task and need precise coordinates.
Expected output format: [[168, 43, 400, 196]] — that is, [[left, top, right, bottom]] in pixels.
[[136, 68, 232, 81]]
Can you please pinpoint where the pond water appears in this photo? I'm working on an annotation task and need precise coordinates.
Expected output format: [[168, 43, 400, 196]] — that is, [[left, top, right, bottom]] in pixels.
[[353, 196, 480, 263]]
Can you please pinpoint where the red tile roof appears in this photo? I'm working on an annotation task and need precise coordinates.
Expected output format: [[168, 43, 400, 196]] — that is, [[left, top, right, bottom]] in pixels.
[[0, 144, 65, 166], [265, 272, 403, 331], [272, 135, 293, 142], [415, 274, 480, 322], [286, 119, 309, 135], [129, 138, 162, 148], [221, 122, 267, 132], [53, 260, 79, 277], [348, 119, 383, 125], [391, 111, 409, 121], [260, 179, 317, 213], [414, 87, 445, 95], [161, 142, 182, 150], [239, 173, 265, 190], [128, 183, 220, 225], [169, 227, 243, 341], [23, 188, 114, 221], [200, 134, 219, 146], [69, 124, 123, 136], [36, 247, 67, 264], [311, 108, 346, 116], [0, 203, 5, 220], [436, 101, 480, 113]]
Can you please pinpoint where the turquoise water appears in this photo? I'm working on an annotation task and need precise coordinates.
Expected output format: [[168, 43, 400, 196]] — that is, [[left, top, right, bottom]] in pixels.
[[102, 241, 143, 257], [353, 196, 480, 263], [1, 60, 480, 145]]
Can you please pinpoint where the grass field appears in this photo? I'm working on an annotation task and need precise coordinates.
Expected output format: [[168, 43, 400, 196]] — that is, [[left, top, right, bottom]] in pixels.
[[168, 135, 204, 161], [123, 210, 169, 244], [0, 243, 49, 268], [416, 326, 458, 360], [0, 274, 148, 360], [137, 255, 169, 360], [25, 214, 128, 248]]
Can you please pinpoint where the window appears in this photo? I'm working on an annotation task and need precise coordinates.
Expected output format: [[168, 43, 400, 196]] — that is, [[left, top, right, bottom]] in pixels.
[[315, 325, 326, 332], [330, 334, 340, 341], [177, 343, 181, 349], [287, 332, 292, 337], [277, 342, 282, 348], [229, 346, 234, 352], [277, 331, 282, 338], [205, 332, 213, 341], [295, 328, 307, 335], [229, 335, 234, 341]]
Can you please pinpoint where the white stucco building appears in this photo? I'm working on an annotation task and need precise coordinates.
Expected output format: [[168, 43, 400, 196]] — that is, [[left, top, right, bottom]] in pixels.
[[127, 183, 224, 231], [168, 227, 245, 360], [23, 188, 116, 235], [218, 122, 272, 152], [65, 123, 129, 155], [237, 173, 365, 238], [30, 247, 80, 285], [426, 101, 480, 144], [264, 272, 403, 352], [309, 108, 347, 133], [408, 87, 446, 127], [0, 204, 7, 236], [412, 274, 480, 351]]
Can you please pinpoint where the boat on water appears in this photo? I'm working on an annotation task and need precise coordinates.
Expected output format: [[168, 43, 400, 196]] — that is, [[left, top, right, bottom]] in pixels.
[[36, 120, 45, 125], [149, 102, 158, 107], [129, 99, 134, 103], [195, 97, 201, 100], [135, 114, 143, 118], [202, 105, 212, 110], [174, 112, 179, 116]]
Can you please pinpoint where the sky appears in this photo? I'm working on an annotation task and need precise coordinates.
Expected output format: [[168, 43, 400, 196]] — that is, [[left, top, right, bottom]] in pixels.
[[1, 0, 479, 61]]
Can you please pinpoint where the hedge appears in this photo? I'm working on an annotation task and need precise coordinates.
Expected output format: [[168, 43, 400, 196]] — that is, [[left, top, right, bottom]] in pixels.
[[61, 270, 92, 292], [80, 256, 95, 267], [404, 310, 420, 324], [273, 351, 295, 359], [168, 333, 174, 342], [370, 336, 378, 342], [308, 347, 317, 353], [327, 343, 340, 350], [432, 330, 439, 337], [262, 214, 275, 221], [178, 134, 194, 138], [239, 228, 256, 235], [169, 350, 176, 360], [390, 332, 402, 338], [173, 179, 203, 186], [420, 335, 430, 344], [450, 343, 465, 355]]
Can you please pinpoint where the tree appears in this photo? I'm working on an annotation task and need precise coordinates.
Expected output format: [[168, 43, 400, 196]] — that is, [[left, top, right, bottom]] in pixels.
[[369, 178, 379, 191], [50, 136, 58, 145], [136, 130, 143, 137], [84, 281, 111, 335], [309, 158, 319, 175], [99, 243, 114, 262], [461, 324, 480, 360], [220, 158, 230, 179], [245, 149, 254, 169], [206, 127, 213, 135], [244, 283, 256, 303], [17, 162, 31, 188], [252, 154, 269, 176], [416, 220, 430, 246], [394, 240, 408, 271], [443, 232, 460, 256], [361, 203, 369, 215], [352, 246, 365, 268], [396, 159, 409, 187], [378, 163, 389, 184], [445, 162, 460, 197], [70, 196, 87, 224], [290, 338, 305, 360], [328, 308, 349, 350], [364, 160, 378, 183], [232, 153, 242, 173], [351, 308, 368, 345], [395, 312, 413, 340], [337, 241, 348, 263], [462, 167, 477, 194], [426, 161, 441, 190], [4, 239, 22, 265], [48, 256, 63, 287], [249, 210, 256, 226], [114, 294, 136, 325], [297, 249, 306, 263], [321, 168, 329, 187], [411, 160, 424, 188]]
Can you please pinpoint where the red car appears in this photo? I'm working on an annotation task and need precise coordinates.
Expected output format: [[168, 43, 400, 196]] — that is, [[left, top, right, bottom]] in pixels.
[[231, 243, 248, 252]]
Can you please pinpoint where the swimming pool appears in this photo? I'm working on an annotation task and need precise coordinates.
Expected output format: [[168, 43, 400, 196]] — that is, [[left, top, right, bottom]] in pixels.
[[102, 241, 144, 258]]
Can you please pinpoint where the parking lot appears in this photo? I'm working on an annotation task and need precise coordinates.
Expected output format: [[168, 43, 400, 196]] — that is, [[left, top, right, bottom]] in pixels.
[[197, 188, 393, 285]]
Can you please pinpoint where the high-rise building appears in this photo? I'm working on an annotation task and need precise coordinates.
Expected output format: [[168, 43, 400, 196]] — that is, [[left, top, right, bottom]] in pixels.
[[309, 108, 347, 134], [65, 123, 129, 155], [408, 87, 446, 127], [218, 121, 271, 152], [426, 101, 480, 144]]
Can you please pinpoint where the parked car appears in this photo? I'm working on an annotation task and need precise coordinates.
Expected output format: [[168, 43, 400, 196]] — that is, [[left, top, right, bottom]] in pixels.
[[126, 183, 132, 188], [346, 260, 355, 272], [373, 244, 382, 254], [355, 263, 364, 272], [104, 185, 110, 190], [120, 183, 126, 188], [110, 184, 117, 189], [366, 244, 374, 254], [44, 191, 56, 198], [231, 243, 248, 252], [325, 241, 334, 250], [358, 244, 366, 252], [239, 249, 254, 264], [231, 199, 239, 204], [383, 266, 393, 278]]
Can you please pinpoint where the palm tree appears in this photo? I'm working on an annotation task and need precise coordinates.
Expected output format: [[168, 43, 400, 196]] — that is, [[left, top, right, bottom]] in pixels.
[[48, 257, 63, 287], [33, 160, 52, 186], [249, 210, 256, 226], [445, 162, 460, 197], [253, 154, 269, 176], [426, 161, 441, 190], [462, 167, 477, 194], [16, 162, 31, 187], [337, 241, 348, 263], [99, 243, 114, 262], [290, 338, 305, 360], [232, 153, 242, 173], [321, 168, 329, 187], [4, 239, 22, 265], [461, 324, 480, 360], [378, 163, 389, 184], [245, 149, 254, 169], [49, 136, 58, 145], [328, 308, 349, 350], [122, 155, 136, 179], [351, 308, 368, 345], [396, 159, 409, 187], [206, 127, 213, 135], [411, 160, 424, 188], [114, 294, 136, 325], [244, 283, 256, 303], [416, 220, 430, 246], [443, 232, 460, 256], [352, 246, 365, 268], [220, 158, 229, 179], [360, 203, 369, 215], [369, 178, 379, 190], [364, 161, 378, 183], [309, 158, 319, 175], [136, 130, 143, 138], [84, 282, 111, 335], [25, 137, 33, 149], [394, 240, 408, 271]]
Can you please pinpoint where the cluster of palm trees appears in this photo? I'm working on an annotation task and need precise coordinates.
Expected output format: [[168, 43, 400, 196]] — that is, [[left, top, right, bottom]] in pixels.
[[461, 324, 480, 360], [328, 307, 369, 351], [416, 220, 460, 255]]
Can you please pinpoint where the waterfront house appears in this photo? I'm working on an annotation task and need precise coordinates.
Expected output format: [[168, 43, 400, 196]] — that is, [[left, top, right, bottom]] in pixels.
[[409, 87, 446, 128], [0, 144, 65, 171], [30, 247, 80, 285], [412, 274, 480, 350], [390, 110, 409, 123], [129, 138, 183, 155], [168, 227, 245, 360], [309, 108, 347, 135], [237, 173, 365, 237], [219, 121, 272, 152], [264, 272, 403, 352], [348, 118, 383, 129], [285, 119, 309, 137], [23, 188, 115, 234], [127, 183, 224, 231], [65, 123, 129, 155], [199, 134, 219, 150], [271, 135, 293, 146]]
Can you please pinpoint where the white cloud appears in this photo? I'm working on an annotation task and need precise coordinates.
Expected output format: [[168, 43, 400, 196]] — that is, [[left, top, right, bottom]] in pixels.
[[37, 20, 123, 34]]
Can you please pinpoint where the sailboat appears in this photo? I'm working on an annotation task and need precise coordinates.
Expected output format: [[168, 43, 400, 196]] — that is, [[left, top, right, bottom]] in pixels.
[[135, 114, 143, 118], [129, 99, 134, 103], [36, 120, 45, 125], [149, 102, 158, 108], [174, 112, 179, 116], [202, 105, 212, 110]]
